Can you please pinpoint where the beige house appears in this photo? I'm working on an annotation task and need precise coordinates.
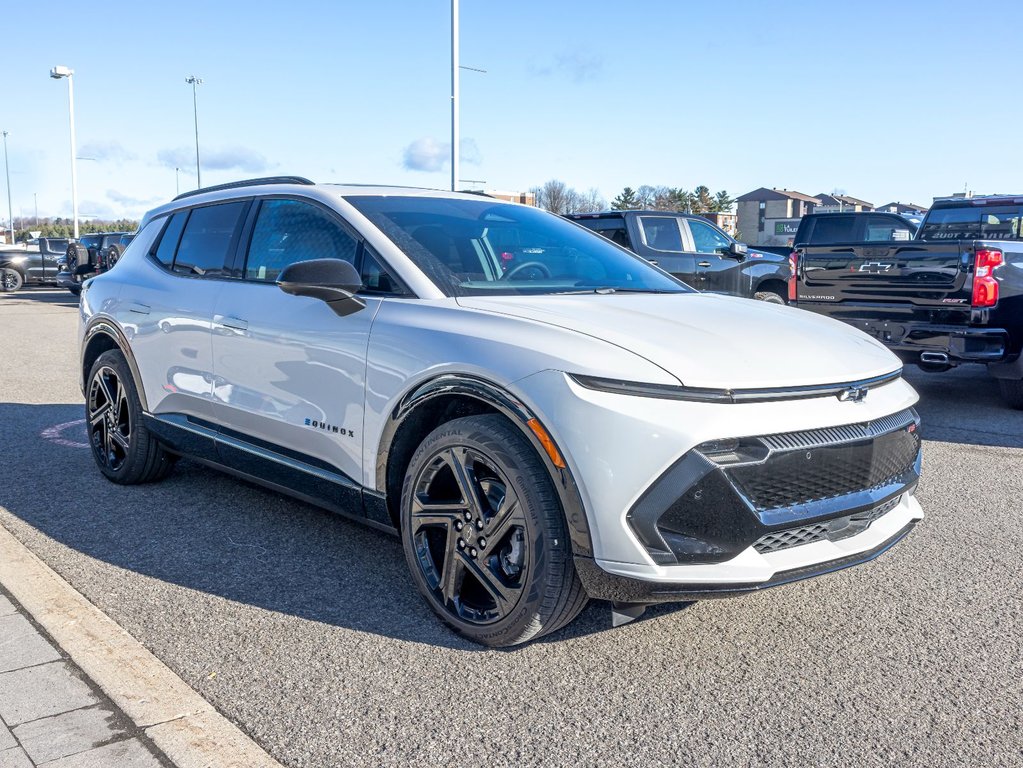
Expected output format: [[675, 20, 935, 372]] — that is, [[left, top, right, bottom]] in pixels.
[[736, 188, 820, 246]]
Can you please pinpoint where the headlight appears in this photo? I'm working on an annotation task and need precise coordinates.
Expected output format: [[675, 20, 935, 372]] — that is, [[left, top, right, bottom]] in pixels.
[[570, 374, 731, 402]]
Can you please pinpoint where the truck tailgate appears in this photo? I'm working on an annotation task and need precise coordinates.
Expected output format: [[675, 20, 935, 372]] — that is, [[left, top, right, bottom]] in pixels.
[[798, 241, 971, 309]]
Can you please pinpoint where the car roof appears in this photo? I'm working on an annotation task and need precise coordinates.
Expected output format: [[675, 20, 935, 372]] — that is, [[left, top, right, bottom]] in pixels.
[[566, 210, 704, 219]]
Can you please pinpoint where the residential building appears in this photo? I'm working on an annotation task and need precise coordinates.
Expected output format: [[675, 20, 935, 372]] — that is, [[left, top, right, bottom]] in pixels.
[[736, 187, 820, 246], [484, 190, 536, 206], [699, 211, 737, 235], [814, 193, 873, 213], [876, 201, 929, 215]]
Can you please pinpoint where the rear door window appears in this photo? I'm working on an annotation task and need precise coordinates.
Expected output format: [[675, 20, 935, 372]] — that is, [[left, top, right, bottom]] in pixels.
[[808, 216, 856, 243], [639, 216, 684, 252], [172, 202, 247, 276]]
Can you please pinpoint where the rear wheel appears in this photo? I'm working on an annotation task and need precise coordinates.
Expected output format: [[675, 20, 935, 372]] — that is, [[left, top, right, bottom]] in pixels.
[[998, 378, 1023, 410], [753, 290, 786, 305], [0, 269, 22, 292], [401, 414, 587, 647], [86, 350, 176, 484]]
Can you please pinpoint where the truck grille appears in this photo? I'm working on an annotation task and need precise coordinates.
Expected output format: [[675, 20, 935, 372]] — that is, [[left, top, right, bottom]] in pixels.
[[726, 412, 920, 511]]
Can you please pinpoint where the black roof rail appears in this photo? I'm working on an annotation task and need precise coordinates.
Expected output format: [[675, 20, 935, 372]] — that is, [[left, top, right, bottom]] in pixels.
[[172, 176, 315, 201]]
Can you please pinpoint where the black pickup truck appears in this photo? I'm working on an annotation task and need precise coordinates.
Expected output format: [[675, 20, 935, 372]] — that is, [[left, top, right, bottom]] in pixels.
[[0, 238, 70, 292], [567, 210, 790, 303], [792, 196, 1023, 408]]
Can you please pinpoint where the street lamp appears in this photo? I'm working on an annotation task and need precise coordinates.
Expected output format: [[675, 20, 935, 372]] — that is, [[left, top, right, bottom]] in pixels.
[[50, 65, 79, 240], [185, 75, 203, 188], [1, 131, 12, 245], [450, 0, 459, 192]]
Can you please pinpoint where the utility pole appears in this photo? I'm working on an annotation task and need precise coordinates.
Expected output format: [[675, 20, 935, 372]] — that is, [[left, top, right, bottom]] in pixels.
[[1, 131, 12, 245], [186, 76, 203, 188], [175, 167, 180, 196], [450, 0, 459, 192]]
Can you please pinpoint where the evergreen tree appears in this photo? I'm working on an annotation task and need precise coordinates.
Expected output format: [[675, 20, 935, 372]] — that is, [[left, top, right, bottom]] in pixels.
[[611, 187, 640, 210]]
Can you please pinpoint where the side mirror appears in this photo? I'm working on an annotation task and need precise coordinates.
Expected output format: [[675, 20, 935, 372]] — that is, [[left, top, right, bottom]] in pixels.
[[729, 242, 748, 260], [277, 259, 366, 317]]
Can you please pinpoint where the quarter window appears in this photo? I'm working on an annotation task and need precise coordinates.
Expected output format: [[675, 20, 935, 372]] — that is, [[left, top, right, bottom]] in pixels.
[[639, 216, 683, 252], [245, 199, 358, 282], [687, 219, 732, 254], [172, 202, 247, 276], [153, 214, 186, 268]]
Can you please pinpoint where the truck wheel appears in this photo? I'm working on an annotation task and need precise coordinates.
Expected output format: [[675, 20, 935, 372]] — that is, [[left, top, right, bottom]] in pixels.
[[1, 268, 23, 292], [754, 290, 786, 305], [998, 379, 1023, 410], [401, 414, 587, 647]]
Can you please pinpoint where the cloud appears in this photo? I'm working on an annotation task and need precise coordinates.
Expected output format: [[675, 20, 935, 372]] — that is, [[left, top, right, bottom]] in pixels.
[[530, 52, 604, 83], [402, 138, 481, 172], [106, 190, 164, 207], [78, 140, 136, 164], [156, 146, 269, 173]]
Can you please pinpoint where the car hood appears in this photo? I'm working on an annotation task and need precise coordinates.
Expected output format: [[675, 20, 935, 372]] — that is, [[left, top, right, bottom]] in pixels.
[[456, 293, 899, 390]]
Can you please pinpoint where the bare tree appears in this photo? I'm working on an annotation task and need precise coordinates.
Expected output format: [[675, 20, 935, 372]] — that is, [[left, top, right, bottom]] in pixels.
[[532, 179, 581, 215], [575, 188, 606, 213]]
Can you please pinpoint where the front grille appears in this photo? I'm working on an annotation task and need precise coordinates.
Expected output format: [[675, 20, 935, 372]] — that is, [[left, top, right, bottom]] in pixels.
[[759, 409, 916, 451], [726, 415, 920, 511], [753, 495, 902, 554]]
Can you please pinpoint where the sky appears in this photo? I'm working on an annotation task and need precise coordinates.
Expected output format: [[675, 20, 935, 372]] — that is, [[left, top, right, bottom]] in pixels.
[[3, 0, 1023, 223]]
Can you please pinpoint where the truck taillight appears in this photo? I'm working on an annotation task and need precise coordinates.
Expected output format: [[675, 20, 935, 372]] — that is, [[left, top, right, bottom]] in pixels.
[[972, 248, 1003, 308], [788, 251, 798, 301]]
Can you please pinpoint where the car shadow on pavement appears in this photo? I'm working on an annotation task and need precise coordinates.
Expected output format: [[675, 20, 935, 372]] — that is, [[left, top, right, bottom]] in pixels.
[[0, 287, 79, 308], [0, 403, 681, 651]]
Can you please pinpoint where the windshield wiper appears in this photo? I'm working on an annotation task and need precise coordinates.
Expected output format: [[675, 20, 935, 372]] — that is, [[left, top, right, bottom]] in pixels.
[[552, 287, 678, 295]]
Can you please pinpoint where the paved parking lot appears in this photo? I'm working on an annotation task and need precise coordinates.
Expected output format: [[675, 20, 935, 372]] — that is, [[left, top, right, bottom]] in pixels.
[[1, 288, 1021, 768]]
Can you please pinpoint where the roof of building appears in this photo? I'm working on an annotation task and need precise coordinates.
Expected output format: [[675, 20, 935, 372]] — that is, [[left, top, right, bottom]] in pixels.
[[876, 201, 929, 212], [736, 187, 821, 204], [815, 193, 873, 208]]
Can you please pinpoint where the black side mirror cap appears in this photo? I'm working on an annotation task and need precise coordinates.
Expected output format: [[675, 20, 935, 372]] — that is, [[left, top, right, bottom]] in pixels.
[[277, 258, 366, 317]]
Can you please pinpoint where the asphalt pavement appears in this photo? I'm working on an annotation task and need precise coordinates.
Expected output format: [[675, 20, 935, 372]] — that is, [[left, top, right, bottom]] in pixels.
[[1, 288, 1021, 768]]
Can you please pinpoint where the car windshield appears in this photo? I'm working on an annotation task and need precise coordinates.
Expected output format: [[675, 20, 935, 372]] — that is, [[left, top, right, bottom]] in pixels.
[[346, 195, 690, 297]]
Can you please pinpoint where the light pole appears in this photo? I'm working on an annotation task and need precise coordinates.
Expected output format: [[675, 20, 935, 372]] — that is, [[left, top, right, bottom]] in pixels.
[[450, 0, 459, 192], [1, 131, 12, 245], [185, 75, 203, 188], [50, 65, 79, 240], [175, 167, 180, 196]]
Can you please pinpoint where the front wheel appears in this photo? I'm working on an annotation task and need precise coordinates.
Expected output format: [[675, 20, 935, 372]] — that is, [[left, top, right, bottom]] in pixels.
[[1, 268, 23, 292], [998, 378, 1023, 410], [401, 414, 587, 647]]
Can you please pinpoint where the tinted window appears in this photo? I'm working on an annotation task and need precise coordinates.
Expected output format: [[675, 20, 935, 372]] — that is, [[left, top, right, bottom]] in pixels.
[[639, 216, 684, 252], [173, 202, 246, 276], [687, 219, 732, 254], [864, 216, 913, 242], [808, 216, 856, 243], [244, 199, 358, 282], [347, 196, 688, 297], [153, 214, 187, 268], [919, 205, 1023, 241], [360, 247, 408, 296], [575, 217, 632, 249]]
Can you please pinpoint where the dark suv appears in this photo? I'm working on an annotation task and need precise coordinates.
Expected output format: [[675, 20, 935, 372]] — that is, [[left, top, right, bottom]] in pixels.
[[567, 211, 791, 303], [58, 232, 134, 295]]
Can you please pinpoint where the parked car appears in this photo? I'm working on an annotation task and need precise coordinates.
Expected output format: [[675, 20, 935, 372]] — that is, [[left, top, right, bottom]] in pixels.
[[793, 211, 919, 247], [791, 195, 1023, 408], [566, 210, 791, 303], [78, 177, 924, 646], [0, 238, 69, 292], [60, 232, 134, 295]]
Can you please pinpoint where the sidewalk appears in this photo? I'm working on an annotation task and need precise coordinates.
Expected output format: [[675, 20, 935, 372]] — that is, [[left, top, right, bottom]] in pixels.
[[0, 587, 169, 767]]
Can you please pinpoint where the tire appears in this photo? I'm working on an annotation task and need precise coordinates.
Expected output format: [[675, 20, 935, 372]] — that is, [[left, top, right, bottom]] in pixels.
[[86, 350, 176, 484], [0, 268, 23, 292], [998, 378, 1023, 410], [753, 290, 786, 305], [401, 414, 588, 647], [106, 245, 123, 268], [68, 285, 81, 296]]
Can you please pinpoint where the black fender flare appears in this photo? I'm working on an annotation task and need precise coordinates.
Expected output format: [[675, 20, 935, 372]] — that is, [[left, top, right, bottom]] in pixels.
[[376, 374, 594, 557], [81, 318, 150, 413]]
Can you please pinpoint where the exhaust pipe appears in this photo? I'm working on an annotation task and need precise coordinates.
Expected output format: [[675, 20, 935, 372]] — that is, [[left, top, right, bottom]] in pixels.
[[920, 352, 950, 365]]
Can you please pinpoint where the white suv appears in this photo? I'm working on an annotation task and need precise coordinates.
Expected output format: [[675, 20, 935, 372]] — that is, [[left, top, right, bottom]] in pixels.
[[78, 177, 924, 646]]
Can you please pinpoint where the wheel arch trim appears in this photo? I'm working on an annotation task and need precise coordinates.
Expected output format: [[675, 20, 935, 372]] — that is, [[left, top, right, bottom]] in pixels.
[[81, 318, 150, 413], [376, 373, 594, 557]]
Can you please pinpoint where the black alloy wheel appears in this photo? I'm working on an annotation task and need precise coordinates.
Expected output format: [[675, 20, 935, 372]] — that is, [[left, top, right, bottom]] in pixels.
[[85, 350, 176, 484], [1, 268, 22, 292], [401, 414, 588, 647], [88, 365, 132, 471], [410, 445, 529, 625]]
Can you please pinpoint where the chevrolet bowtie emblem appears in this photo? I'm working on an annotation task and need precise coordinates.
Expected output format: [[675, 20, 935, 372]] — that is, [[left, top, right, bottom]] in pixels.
[[858, 262, 893, 273], [838, 387, 868, 403]]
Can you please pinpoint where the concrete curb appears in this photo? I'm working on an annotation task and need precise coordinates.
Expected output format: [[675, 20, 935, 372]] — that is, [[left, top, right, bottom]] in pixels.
[[0, 522, 284, 768]]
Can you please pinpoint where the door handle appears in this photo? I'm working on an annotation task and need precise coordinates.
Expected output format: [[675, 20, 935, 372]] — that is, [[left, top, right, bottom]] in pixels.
[[128, 302, 150, 315], [215, 315, 248, 331], [697, 261, 712, 268]]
